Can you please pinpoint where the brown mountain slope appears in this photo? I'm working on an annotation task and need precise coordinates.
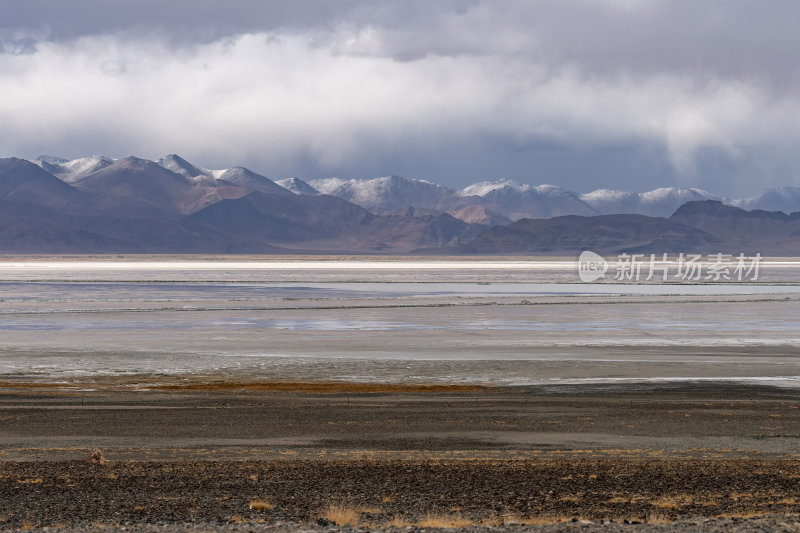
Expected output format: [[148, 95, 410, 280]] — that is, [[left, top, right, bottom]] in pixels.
[[0, 158, 86, 210], [72, 157, 245, 217], [189, 193, 481, 253], [669, 200, 800, 254], [452, 213, 720, 255]]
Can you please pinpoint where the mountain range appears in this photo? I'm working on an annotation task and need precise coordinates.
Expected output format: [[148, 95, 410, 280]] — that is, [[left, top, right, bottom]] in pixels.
[[0, 153, 798, 254], [306, 176, 800, 220], [0, 155, 482, 253], [452, 201, 800, 255], [29, 154, 800, 220]]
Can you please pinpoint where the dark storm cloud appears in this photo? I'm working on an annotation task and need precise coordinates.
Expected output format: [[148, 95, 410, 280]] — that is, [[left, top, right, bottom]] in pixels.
[[6, 0, 792, 83], [1, 0, 800, 195]]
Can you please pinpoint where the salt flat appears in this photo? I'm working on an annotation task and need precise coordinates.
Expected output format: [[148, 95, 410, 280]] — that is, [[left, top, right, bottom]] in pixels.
[[0, 256, 799, 387], [2, 255, 800, 282]]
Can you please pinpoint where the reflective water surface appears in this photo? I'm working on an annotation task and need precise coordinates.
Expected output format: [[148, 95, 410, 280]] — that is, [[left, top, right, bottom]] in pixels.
[[1, 260, 799, 387]]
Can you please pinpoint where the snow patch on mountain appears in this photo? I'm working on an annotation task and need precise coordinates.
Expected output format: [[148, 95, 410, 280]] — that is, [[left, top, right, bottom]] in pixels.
[[156, 154, 213, 180], [459, 179, 596, 219], [156, 155, 290, 195], [25, 153, 800, 219], [460, 179, 559, 197], [309, 175, 459, 212], [215, 167, 288, 194], [581, 187, 722, 217], [449, 205, 511, 226], [32, 155, 116, 183], [35, 155, 69, 165], [731, 187, 800, 213], [275, 178, 320, 195]]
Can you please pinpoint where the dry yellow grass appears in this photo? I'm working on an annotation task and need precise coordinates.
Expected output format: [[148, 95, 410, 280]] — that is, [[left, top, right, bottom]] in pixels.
[[502, 513, 574, 525], [651, 496, 680, 509], [17, 478, 43, 484], [646, 512, 673, 524], [417, 513, 474, 528], [321, 504, 362, 526], [645, 493, 720, 509], [381, 494, 397, 503], [695, 499, 720, 507], [479, 515, 503, 527], [249, 499, 274, 511], [715, 512, 768, 519], [86, 449, 105, 464], [386, 513, 480, 528]]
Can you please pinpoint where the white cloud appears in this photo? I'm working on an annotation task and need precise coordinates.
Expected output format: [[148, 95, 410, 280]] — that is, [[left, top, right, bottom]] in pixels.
[[2, 2, 800, 194]]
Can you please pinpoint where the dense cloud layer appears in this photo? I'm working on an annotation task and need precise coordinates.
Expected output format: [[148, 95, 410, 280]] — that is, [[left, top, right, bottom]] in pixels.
[[2, 0, 799, 195]]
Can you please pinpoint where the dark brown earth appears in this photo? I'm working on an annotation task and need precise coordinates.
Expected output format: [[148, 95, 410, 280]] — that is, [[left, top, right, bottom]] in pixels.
[[2, 382, 800, 530], [2, 458, 800, 529], [2, 381, 800, 459]]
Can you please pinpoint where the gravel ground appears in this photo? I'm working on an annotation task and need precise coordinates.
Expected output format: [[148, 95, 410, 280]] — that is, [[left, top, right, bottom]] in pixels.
[[2, 458, 800, 530], [2, 515, 800, 532], [2, 385, 800, 531]]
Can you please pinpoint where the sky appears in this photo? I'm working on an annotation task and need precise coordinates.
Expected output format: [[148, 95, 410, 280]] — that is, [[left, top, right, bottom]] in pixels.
[[1, 0, 800, 195]]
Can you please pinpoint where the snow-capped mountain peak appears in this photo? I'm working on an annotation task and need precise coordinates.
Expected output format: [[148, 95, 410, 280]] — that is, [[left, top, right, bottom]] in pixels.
[[581, 187, 723, 217], [459, 179, 564, 196], [309, 175, 456, 212], [731, 187, 800, 213], [456, 179, 594, 219], [156, 154, 212, 180], [32, 155, 116, 183], [214, 166, 289, 194], [275, 177, 320, 195], [22, 153, 800, 222]]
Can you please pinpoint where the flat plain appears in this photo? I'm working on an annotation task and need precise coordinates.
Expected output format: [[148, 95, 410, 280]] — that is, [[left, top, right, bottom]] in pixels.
[[1, 256, 800, 531]]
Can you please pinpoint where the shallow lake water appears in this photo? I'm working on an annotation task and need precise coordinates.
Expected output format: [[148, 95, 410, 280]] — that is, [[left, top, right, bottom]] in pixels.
[[1, 260, 799, 387]]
